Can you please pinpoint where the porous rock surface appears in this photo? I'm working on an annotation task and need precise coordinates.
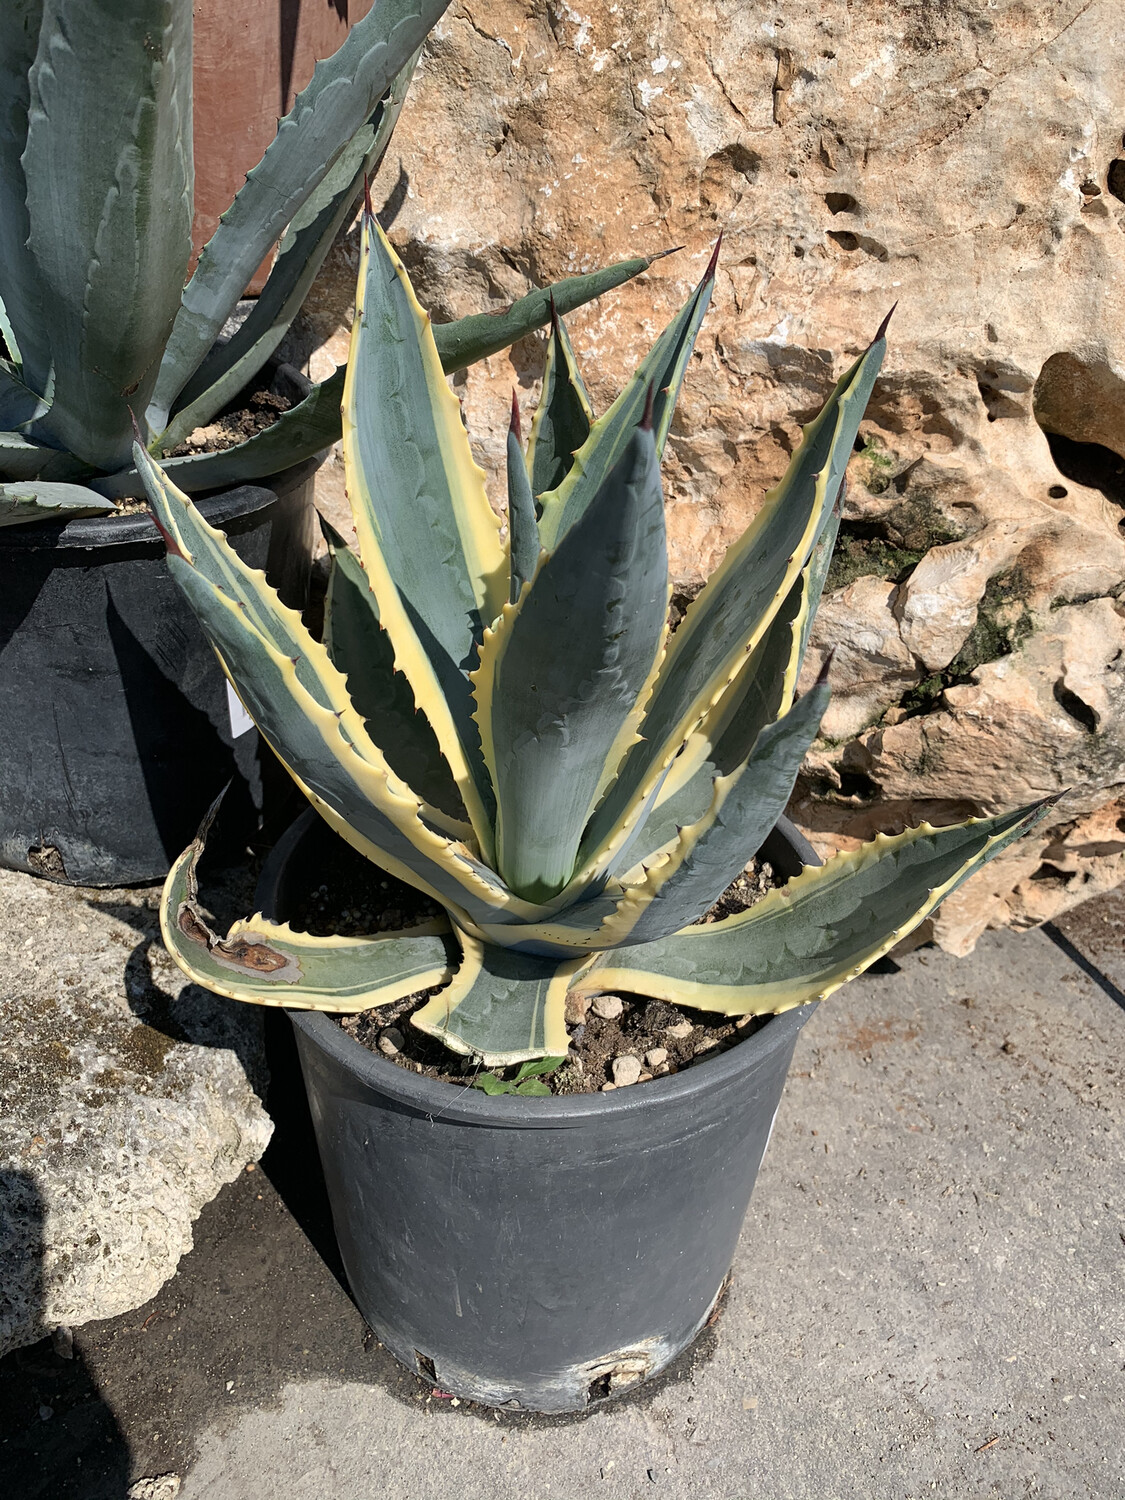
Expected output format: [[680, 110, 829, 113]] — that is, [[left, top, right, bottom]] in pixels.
[[0, 869, 272, 1356], [297, 0, 1125, 952]]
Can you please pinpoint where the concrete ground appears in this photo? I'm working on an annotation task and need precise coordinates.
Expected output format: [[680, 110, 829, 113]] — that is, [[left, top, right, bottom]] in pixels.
[[1, 893, 1122, 1500]]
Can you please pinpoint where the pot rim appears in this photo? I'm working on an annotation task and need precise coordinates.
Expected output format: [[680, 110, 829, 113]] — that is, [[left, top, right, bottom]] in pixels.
[[259, 808, 821, 1131], [0, 454, 323, 553]]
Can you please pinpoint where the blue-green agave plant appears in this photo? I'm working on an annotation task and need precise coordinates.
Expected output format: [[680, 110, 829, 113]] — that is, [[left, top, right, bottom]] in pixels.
[[0, 0, 660, 527], [136, 204, 1052, 1067]]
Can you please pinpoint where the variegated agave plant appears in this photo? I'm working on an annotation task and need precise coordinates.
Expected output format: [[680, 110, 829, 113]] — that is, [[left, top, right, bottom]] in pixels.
[[137, 204, 1051, 1068], [0, 0, 654, 526]]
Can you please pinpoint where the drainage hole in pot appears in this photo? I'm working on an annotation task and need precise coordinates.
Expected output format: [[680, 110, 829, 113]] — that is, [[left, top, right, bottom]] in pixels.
[[586, 1372, 614, 1404], [415, 1350, 437, 1382]]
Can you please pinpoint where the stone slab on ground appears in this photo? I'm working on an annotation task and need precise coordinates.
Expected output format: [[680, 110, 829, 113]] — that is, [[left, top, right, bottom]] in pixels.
[[2, 907, 1120, 1499], [0, 868, 272, 1357]]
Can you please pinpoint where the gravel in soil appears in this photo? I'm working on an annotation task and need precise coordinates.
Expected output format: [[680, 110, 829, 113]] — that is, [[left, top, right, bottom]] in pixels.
[[284, 835, 776, 1096], [111, 377, 296, 517], [165, 378, 294, 458]]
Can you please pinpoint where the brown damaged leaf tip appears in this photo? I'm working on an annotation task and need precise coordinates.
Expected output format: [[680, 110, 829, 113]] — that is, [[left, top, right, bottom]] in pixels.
[[874, 302, 897, 342], [816, 648, 837, 687], [509, 389, 522, 444], [704, 231, 724, 282]]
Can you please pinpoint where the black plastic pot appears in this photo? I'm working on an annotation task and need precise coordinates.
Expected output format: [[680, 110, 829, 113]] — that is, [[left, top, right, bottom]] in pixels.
[[0, 460, 316, 886], [258, 809, 821, 1413]]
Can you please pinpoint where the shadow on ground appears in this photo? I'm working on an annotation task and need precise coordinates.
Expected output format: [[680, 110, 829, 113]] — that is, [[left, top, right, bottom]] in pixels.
[[0, 1173, 131, 1500]]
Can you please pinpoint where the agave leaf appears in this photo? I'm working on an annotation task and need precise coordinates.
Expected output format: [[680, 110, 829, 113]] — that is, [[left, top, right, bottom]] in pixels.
[[100, 255, 664, 499], [470, 885, 627, 959], [0, 431, 90, 483], [161, 806, 455, 1012], [411, 933, 583, 1065], [0, 364, 49, 430], [601, 680, 830, 946], [573, 801, 1054, 1015], [526, 308, 593, 499], [474, 425, 668, 903], [323, 521, 466, 823], [0, 1, 49, 392], [795, 496, 843, 675], [536, 247, 717, 550], [148, 0, 451, 429], [505, 396, 539, 603], [626, 506, 841, 871], [95, 370, 347, 499], [136, 445, 557, 932], [0, 479, 112, 527], [576, 327, 886, 887], [343, 213, 506, 858], [158, 50, 421, 453], [167, 559, 527, 930], [25, 0, 193, 469], [432, 252, 662, 376]]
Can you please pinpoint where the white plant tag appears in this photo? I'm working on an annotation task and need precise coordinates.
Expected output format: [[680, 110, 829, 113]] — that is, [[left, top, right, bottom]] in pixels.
[[226, 680, 255, 739]]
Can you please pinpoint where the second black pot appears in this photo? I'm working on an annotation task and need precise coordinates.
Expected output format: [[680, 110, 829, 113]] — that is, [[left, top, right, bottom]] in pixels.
[[0, 461, 315, 886], [258, 810, 821, 1414]]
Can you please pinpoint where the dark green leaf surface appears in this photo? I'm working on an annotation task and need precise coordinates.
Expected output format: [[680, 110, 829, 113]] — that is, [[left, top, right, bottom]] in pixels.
[[431, 254, 656, 376], [610, 682, 829, 945], [537, 253, 716, 549], [0, 363, 48, 431], [0, 2, 49, 391], [323, 524, 465, 820], [527, 312, 592, 499], [625, 506, 841, 871], [580, 332, 885, 872], [483, 426, 668, 902], [25, 0, 193, 469], [506, 419, 539, 603], [345, 218, 504, 837], [0, 431, 89, 483]]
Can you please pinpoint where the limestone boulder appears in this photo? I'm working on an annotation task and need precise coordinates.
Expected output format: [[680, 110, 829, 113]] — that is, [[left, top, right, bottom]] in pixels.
[[0, 870, 272, 1357], [295, 0, 1125, 951]]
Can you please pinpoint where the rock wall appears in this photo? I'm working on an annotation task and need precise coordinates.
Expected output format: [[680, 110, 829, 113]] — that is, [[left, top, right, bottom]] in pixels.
[[299, 0, 1125, 953]]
